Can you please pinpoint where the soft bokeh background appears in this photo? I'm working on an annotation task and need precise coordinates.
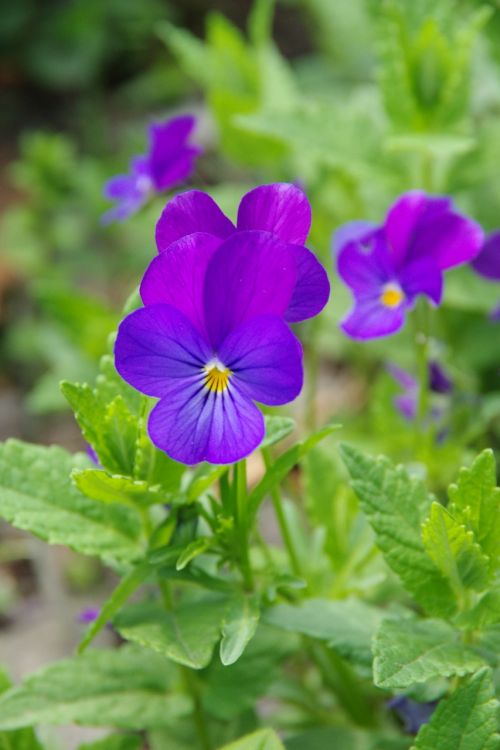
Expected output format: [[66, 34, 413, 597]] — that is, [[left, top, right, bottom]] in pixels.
[[1, 0, 500, 745]]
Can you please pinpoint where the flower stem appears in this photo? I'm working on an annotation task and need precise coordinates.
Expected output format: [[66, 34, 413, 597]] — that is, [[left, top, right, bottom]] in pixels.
[[304, 318, 320, 431], [261, 447, 302, 577], [181, 666, 212, 750], [412, 299, 430, 436], [234, 460, 254, 591]]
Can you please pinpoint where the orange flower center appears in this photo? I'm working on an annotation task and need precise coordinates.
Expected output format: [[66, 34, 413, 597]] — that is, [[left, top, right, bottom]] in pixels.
[[204, 363, 231, 393], [380, 283, 405, 308]]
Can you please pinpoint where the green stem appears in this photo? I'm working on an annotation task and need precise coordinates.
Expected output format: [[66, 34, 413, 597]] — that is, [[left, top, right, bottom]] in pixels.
[[262, 447, 302, 577], [181, 666, 212, 750], [304, 318, 321, 431], [234, 460, 254, 591]]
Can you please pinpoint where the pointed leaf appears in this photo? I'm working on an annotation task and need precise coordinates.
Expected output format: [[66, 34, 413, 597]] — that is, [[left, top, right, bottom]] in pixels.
[[73, 469, 167, 509], [261, 416, 296, 449], [220, 595, 260, 666], [218, 729, 285, 750]]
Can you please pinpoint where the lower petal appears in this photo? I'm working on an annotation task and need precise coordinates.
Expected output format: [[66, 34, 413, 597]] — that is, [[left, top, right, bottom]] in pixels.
[[285, 245, 330, 323], [340, 297, 406, 340], [148, 379, 264, 465]]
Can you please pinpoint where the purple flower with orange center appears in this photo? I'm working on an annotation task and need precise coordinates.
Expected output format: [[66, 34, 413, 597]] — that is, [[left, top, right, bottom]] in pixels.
[[103, 115, 202, 224], [114, 230, 315, 465], [334, 192, 483, 339], [154, 183, 330, 324]]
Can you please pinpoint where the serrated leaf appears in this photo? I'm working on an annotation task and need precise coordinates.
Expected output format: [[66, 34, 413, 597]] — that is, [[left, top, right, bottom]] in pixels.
[[422, 502, 491, 592], [220, 595, 260, 666], [0, 440, 143, 563], [411, 668, 500, 750], [261, 416, 296, 449], [113, 598, 228, 669], [340, 444, 456, 617], [73, 469, 167, 509], [448, 450, 500, 572], [249, 424, 339, 519], [218, 729, 285, 750], [175, 538, 213, 571], [458, 588, 500, 630], [0, 647, 189, 730], [0, 668, 45, 750], [78, 734, 142, 750], [373, 618, 486, 689], [264, 598, 385, 668]]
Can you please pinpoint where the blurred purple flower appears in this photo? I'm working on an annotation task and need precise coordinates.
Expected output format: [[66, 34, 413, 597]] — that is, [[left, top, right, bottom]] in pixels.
[[115, 231, 306, 465], [103, 115, 202, 224], [388, 695, 437, 735], [387, 361, 452, 421], [490, 302, 500, 322], [471, 230, 500, 281], [155, 183, 330, 324], [77, 607, 100, 625], [334, 192, 483, 339], [86, 444, 100, 466]]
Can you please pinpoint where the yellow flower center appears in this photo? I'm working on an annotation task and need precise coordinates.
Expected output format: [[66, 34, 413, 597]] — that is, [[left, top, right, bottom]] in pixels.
[[380, 283, 405, 308], [204, 363, 231, 393]]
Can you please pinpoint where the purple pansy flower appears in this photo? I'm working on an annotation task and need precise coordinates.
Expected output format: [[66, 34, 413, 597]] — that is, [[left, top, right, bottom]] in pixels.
[[471, 230, 500, 281], [387, 361, 452, 421], [77, 607, 100, 625], [115, 231, 305, 465], [388, 696, 437, 735], [154, 183, 330, 324], [103, 115, 202, 224], [334, 191, 483, 339]]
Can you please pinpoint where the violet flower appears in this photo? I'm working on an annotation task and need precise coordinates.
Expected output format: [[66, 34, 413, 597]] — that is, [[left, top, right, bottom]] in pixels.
[[154, 183, 330, 323], [103, 115, 202, 224], [334, 191, 483, 339], [471, 230, 500, 281], [387, 361, 452, 421], [388, 696, 437, 735], [77, 607, 100, 625], [115, 231, 307, 465]]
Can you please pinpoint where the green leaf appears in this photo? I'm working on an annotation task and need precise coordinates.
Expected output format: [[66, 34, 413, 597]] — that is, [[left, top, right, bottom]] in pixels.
[[184, 464, 229, 503], [411, 668, 500, 750], [285, 727, 411, 750], [78, 563, 151, 653], [175, 538, 213, 571], [0, 647, 189, 730], [264, 598, 385, 668], [78, 734, 142, 750], [0, 440, 143, 563], [448, 450, 500, 572], [340, 444, 456, 617], [373, 618, 486, 689], [422, 502, 491, 592], [0, 668, 45, 750], [73, 469, 167, 509], [249, 424, 339, 519], [261, 416, 296, 449], [457, 588, 500, 630], [218, 729, 285, 750], [220, 595, 260, 666], [113, 598, 228, 669]]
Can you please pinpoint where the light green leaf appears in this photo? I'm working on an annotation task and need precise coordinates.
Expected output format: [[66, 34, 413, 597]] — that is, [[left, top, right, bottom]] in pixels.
[[457, 588, 500, 630], [264, 598, 385, 667], [184, 464, 229, 503], [113, 598, 228, 669], [175, 538, 213, 571], [373, 618, 486, 689], [422, 502, 491, 592], [411, 668, 500, 750], [0, 647, 189, 730], [249, 424, 339, 519], [78, 734, 142, 750], [448, 450, 500, 572], [261, 416, 296, 449], [73, 469, 167, 509], [220, 595, 260, 666], [340, 444, 456, 617], [0, 440, 143, 563], [285, 727, 411, 750], [218, 729, 285, 750], [0, 668, 45, 750]]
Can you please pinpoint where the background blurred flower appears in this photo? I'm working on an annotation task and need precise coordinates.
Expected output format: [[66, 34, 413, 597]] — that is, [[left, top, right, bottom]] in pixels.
[[334, 192, 483, 339], [115, 231, 305, 464], [471, 231, 500, 281], [387, 361, 452, 421], [102, 115, 202, 223], [155, 183, 330, 324], [388, 695, 437, 735]]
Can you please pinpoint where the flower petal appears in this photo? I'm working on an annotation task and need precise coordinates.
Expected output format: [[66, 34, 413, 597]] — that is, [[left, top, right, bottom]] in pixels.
[[471, 231, 500, 281], [340, 296, 406, 340], [237, 183, 311, 245], [385, 191, 430, 266], [156, 190, 235, 252], [285, 245, 330, 323], [140, 232, 222, 336], [332, 220, 377, 256], [148, 379, 264, 465], [218, 315, 303, 406], [203, 230, 297, 349], [398, 257, 443, 306], [114, 304, 211, 398], [337, 231, 394, 295]]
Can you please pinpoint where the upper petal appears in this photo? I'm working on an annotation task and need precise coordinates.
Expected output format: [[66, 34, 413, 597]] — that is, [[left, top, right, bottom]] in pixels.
[[285, 245, 330, 323], [218, 315, 303, 406], [385, 191, 430, 266], [471, 231, 500, 281], [398, 256, 443, 306], [140, 232, 222, 336], [148, 379, 264, 465], [237, 183, 312, 245], [332, 220, 377, 256], [337, 231, 394, 296], [203, 230, 297, 349], [155, 190, 235, 253], [340, 296, 406, 340], [114, 304, 211, 398]]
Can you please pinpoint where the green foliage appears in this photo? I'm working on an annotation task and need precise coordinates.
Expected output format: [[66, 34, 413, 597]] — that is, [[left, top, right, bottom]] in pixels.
[[220, 595, 260, 666], [218, 729, 285, 750], [411, 668, 500, 750], [0, 669, 45, 750], [78, 734, 142, 750]]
